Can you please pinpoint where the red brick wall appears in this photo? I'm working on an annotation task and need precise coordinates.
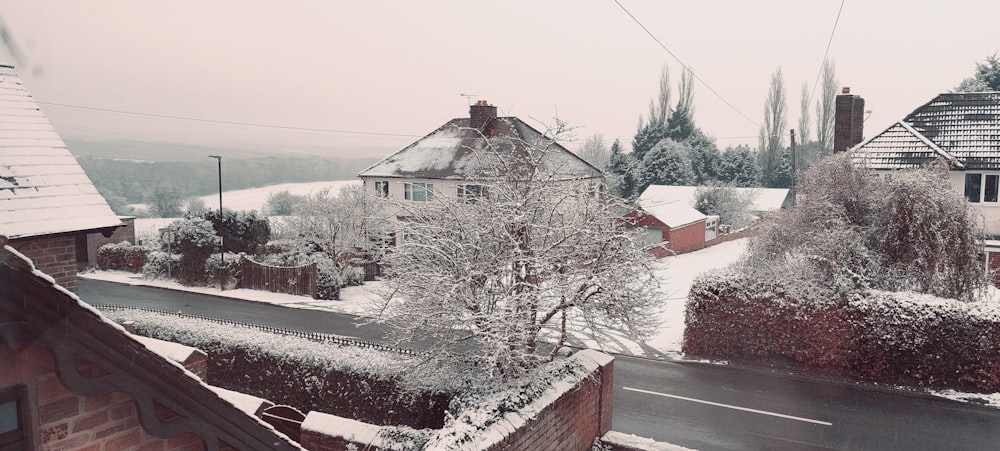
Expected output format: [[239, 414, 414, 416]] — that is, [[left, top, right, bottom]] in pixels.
[[0, 339, 205, 450], [88, 217, 135, 268], [300, 350, 615, 451], [10, 235, 80, 292], [665, 220, 707, 254], [989, 251, 1000, 288]]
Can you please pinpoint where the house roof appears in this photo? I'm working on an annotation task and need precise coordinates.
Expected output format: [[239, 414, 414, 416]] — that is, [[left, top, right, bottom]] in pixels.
[[637, 185, 792, 213], [0, 244, 302, 450], [850, 91, 1000, 170], [0, 64, 121, 239], [637, 198, 706, 228], [358, 116, 603, 181]]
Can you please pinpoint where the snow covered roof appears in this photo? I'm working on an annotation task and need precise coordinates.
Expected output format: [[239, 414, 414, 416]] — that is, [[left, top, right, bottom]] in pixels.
[[638, 185, 792, 213], [0, 244, 302, 450], [638, 198, 706, 228], [0, 64, 121, 239], [851, 92, 1000, 170], [358, 116, 603, 181]]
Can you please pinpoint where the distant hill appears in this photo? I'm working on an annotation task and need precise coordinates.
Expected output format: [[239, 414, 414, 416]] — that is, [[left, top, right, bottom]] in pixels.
[[66, 139, 394, 162]]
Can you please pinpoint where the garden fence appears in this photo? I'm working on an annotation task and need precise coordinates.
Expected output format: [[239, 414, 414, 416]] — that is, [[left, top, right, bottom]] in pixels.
[[238, 255, 318, 298]]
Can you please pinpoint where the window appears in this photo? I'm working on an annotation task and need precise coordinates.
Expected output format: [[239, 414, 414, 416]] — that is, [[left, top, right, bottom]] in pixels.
[[965, 174, 981, 202], [0, 386, 27, 450], [458, 184, 487, 203], [374, 181, 389, 198], [964, 173, 1000, 203], [404, 183, 433, 202]]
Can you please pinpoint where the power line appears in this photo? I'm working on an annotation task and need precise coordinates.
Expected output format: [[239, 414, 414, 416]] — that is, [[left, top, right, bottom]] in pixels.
[[805, 0, 846, 109], [612, 0, 760, 129], [36, 100, 423, 139]]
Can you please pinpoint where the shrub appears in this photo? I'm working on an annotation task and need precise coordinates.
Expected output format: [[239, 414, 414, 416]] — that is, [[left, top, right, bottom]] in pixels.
[[200, 210, 271, 254], [141, 251, 179, 279], [685, 272, 1000, 391], [97, 242, 148, 272], [342, 265, 365, 286], [171, 218, 219, 286], [204, 252, 243, 289], [314, 255, 342, 300]]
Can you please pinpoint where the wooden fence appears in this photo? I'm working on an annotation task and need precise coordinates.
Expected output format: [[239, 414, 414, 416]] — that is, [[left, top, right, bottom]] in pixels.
[[238, 255, 318, 298]]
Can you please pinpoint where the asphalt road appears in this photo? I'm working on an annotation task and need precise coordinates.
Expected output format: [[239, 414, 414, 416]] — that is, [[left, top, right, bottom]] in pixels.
[[78, 279, 1000, 450]]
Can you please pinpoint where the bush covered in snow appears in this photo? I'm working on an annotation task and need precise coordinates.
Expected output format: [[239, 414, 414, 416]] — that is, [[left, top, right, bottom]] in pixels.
[[685, 271, 1000, 390], [97, 241, 149, 272], [104, 309, 452, 428], [742, 153, 988, 302], [141, 250, 178, 279]]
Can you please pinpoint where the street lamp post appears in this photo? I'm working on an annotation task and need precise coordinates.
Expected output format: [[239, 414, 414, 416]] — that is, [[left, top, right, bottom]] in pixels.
[[208, 155, 224, 290]]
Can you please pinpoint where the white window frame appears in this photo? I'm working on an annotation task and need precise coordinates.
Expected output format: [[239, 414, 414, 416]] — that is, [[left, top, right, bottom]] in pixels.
[[374, 180, 389, 198], [964, 172, 1000, 204], [404, 182, 433, 202], [458, 184, 487, 203]]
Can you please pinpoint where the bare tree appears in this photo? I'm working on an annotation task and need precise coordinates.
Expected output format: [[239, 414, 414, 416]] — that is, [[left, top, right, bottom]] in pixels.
[[815, 61, 838, 154], [798, 81, 811, 143], [577, 133, 610, 169], [286, 184, 390, 269], [758, 67, 787, 186], [377, 123, 659, 381]]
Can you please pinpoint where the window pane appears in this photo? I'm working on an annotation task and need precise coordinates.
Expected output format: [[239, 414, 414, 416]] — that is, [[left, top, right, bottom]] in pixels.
[[965, 174, 982, 203], [986, 175, 998, 202], [0, 400, 17, 434]]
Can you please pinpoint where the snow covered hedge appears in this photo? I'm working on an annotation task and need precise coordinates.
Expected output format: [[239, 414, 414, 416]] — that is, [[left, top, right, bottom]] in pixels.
[[685, 272, 1000, 390], [103, 309, 452, 429], [97, 241, 149, 272]]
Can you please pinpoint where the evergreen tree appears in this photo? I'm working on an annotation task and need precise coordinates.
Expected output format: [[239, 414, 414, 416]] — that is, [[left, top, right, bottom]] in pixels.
[[686, 130, 721, 184], [718, 145, 761, 187], [605, 139, 638, 198], [631, 121, 668, 162], [666, 68, 696, 141], [956, 54, 1000, 92], [769, 148, 793, 188], [639, 139, 695, 191]]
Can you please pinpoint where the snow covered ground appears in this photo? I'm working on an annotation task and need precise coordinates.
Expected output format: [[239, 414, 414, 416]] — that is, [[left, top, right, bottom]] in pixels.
[[127, 179, 362, 214]]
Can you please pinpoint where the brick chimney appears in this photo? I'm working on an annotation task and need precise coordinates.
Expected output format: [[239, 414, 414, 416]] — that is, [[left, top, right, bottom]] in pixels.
[[833, 87, 865, 152], [469, 100, 498, 131]]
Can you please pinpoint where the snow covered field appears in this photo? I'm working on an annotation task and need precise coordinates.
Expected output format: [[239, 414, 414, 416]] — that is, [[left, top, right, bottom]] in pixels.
[[127, 179, 361, 215]]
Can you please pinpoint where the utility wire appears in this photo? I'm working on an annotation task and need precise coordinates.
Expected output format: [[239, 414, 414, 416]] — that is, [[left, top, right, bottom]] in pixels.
[[612, 0, 761, 129], [37, 101, 423, 139], [805, 0, 846, 109]]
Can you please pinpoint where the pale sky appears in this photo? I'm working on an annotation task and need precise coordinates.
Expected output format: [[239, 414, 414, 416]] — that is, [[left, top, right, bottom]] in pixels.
[[0, 1, 997, 158]]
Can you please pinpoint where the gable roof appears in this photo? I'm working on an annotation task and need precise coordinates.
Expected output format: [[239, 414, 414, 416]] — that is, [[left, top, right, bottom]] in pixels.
[[0, 244, 302, 450], [0, 64, 121, 239], [851, 91, 1000, 170], [637, 198, 707, 228], [637, 185, 792, 213], [358, 116, 603, 181]]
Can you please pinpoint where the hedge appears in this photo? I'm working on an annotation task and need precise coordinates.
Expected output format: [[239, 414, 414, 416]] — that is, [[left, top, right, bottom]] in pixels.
[[97, 242, 149, 272], [685, 271, 1000, 391]]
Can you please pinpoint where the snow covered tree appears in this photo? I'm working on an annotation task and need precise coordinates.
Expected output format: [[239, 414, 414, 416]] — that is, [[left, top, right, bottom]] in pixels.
[[577, 133, 610, 169], [798, 81, 811, 144], [718, 145, 760, 187], [685, 130, 721, 184], [377, 125, 659, 381], [956, 53, 1000, 92], [758, 67, 788, 187], [285, 184, 390, 269], [693, 185, 753, 230], [741, 153, 988, 301], [640, 138, 695, 190], [815, 61, 838, 154], [665, 68, 696, 142], [605, 139, 639, 198], [632, 65, 672, 161]]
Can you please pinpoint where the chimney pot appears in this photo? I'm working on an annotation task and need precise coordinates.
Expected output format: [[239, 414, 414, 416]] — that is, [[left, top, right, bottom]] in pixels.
[[842, 87, 851, 94]]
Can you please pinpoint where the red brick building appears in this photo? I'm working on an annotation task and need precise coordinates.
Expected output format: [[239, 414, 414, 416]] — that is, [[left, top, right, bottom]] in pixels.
[[0, 244, 301, 450], [0, 64, 121, 292]]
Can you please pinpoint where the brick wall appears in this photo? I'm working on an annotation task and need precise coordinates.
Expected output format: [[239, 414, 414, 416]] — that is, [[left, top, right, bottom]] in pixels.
[[0, 340, 205, 451], [665, 220, 707, 254], [10, 235, 80, 292], [989, 251, 1000, 287], [300, 350, 615, 451]]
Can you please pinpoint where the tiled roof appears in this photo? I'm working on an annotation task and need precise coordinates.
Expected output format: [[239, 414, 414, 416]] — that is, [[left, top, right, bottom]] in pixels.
[[851, 92, 1000, 170], [0, 64, 121, 239], [358, 116, 603, 180]]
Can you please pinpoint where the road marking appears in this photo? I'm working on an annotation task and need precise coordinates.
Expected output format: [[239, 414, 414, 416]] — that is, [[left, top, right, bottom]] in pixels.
[[622, 386, 833, 426]]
